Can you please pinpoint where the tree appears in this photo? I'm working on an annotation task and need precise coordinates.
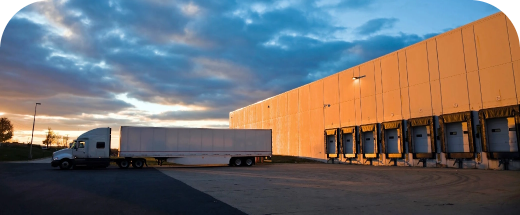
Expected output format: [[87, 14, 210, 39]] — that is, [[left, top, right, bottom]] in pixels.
[[43, 127, 57, 148], [0, 117, 14, 143]]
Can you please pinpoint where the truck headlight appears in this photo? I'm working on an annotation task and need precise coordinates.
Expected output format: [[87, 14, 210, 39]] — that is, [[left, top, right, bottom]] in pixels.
[[53, 157, 59, 160]]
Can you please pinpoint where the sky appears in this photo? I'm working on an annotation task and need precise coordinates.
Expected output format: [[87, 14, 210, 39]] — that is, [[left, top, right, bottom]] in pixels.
[[0, 0, 499, 148]]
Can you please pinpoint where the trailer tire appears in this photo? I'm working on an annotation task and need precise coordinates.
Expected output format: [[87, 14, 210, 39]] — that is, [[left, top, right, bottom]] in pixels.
[[132, 159, 144, 169], [245, 158, 254, 167], [232, 158, 242, 166], [59, 159, 72, 170], [118, 160, 130, 169]]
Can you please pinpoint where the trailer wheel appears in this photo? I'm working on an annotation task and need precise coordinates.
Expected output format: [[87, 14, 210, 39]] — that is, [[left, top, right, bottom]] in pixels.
[[245, 158, 254, 167], [232, 158, 242, 166], [59, 159, 72, 170], [118, 160, 130, 169], [132, 159, 144, 169]]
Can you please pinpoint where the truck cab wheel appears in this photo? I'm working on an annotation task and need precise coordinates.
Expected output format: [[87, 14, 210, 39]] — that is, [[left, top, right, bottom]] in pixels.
[[59, 160, 72, 170], [118, 160, 130, 169], [245, 158, 254, 166], [233, 158, 242, 166], [132, 159, 144, 168]]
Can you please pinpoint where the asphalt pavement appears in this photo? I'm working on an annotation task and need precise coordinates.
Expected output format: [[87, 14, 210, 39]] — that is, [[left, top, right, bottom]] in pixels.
[[0, 164, 245, 215]]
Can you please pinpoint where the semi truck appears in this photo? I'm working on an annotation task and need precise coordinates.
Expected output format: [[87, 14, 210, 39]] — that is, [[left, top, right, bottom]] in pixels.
[[51, 126, 272, 170]]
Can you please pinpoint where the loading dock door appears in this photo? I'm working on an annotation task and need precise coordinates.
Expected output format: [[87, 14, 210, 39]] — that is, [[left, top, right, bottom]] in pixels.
[[343, 133, 354, 154], [385, 129, 400, 154], [446, 122, 470, 153], [487, 117, 518, 152], [413, 126, 431, 153], [363, 131, 375, 154], [326, 135, 337, 154]]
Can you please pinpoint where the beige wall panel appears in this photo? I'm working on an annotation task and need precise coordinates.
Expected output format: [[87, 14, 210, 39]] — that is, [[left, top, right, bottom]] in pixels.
[[339, 69, 358, 102], [409, 83, 432, 118], [250, 105, 255, 124], [398, 50, 409, 88], [360, 62, 376, 97], [272, 117, 280, 154], [462, 26, 479, 72], [288, 113, 299, 156], [262, 99, 270, 121], [262, 120, 270, 129], [374, 60, 384, 122], [427, 40, 443, 115], [383, 89, 402, 121], [288, 89, 299, 115], [256, 103, 262, 123], [324, 74, 339, 105], [279, 93, 288, 117], [279, 116, 288, 155], [299, 112, 311, 157], [480, 63, 517, 108], [381, 53, 400, 92], [506, 16, 520, 62], [355, 98, 362, 125], [270, 96, 278, 119], [340, 100, 356, 127], [398, 50, 411, 119], [467, 70, 483, 110], [401, 87, 411, 119], [324, 103, 340, 129], [310, 108, 324, 159], [361, 96, 377, 124], [310, 80, 324, 110], [299, 85, 310, 112], [430, 80, 442, 116], [474, 13, 511, 69], [406, 42, 429, 85], [437, 30, 466, 78], [376, 93, 384, 123], [427, 39, 440, 81], [245, 106, 251, 125], [440, 73, 470, 114], [251, 104, 257, 124], [515, 62, 520, 103], [236, 109, 242, 127]]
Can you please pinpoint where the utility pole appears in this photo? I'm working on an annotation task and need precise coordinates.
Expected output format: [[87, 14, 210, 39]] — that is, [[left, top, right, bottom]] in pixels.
[[29, 103, 41, 160]]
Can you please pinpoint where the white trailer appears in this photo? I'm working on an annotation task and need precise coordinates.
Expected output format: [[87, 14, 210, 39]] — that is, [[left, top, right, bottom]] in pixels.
[[51, 127, 272, 169]]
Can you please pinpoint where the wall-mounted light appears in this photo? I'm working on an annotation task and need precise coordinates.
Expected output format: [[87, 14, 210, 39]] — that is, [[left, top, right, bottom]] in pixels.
[[352, 75, 366, 80], [323, 104, 330, 108]]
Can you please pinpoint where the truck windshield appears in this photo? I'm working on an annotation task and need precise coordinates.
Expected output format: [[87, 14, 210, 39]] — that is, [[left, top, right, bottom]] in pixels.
[[70, 141, 76, 149]]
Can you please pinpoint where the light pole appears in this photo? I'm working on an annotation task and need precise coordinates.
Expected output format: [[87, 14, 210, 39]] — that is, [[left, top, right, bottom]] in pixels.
[[29, 103, 41, 160]]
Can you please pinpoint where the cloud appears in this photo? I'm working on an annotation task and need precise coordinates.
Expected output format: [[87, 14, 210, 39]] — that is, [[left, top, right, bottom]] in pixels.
[[0, 0, 442, 129], [356, 18, 398, 35]]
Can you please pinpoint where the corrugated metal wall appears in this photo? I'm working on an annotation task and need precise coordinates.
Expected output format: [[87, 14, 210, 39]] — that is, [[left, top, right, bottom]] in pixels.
[[230, 12, 520, 161]]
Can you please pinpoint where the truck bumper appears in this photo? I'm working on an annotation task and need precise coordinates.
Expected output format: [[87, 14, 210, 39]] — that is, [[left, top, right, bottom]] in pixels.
[[51, 160, 60, 167]]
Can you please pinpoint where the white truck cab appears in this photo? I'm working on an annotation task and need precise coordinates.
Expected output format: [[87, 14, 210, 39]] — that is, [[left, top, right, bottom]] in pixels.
[[51, 128, 114, 169]]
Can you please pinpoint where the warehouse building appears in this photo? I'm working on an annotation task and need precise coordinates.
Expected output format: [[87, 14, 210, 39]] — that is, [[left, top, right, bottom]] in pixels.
[[229, 12, 520, 170]]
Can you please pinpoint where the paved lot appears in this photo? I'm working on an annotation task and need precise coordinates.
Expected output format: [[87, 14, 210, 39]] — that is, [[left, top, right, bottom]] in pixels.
[[1, 163, 519, 215], [0, 164, 244, 215], [158, 163, 520, 215]]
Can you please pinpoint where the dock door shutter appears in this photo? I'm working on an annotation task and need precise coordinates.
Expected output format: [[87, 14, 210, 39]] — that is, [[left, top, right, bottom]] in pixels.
[[381, 121, 403, 156], [479, 105, 520, 159], [439, 112, 475, 159], [341, 127, 357, 157], [325, 129, 338, 158], [408, 117, 435, 159], [360, 124, 378, 158]]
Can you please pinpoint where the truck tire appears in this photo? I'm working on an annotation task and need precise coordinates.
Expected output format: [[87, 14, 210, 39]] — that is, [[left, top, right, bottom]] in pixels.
[[118, 160, 130, 169], [132, 159, 144, 169], [232, 158, 242, 166], [59, 159, 72, 170], [245, 158, 254, 167]]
